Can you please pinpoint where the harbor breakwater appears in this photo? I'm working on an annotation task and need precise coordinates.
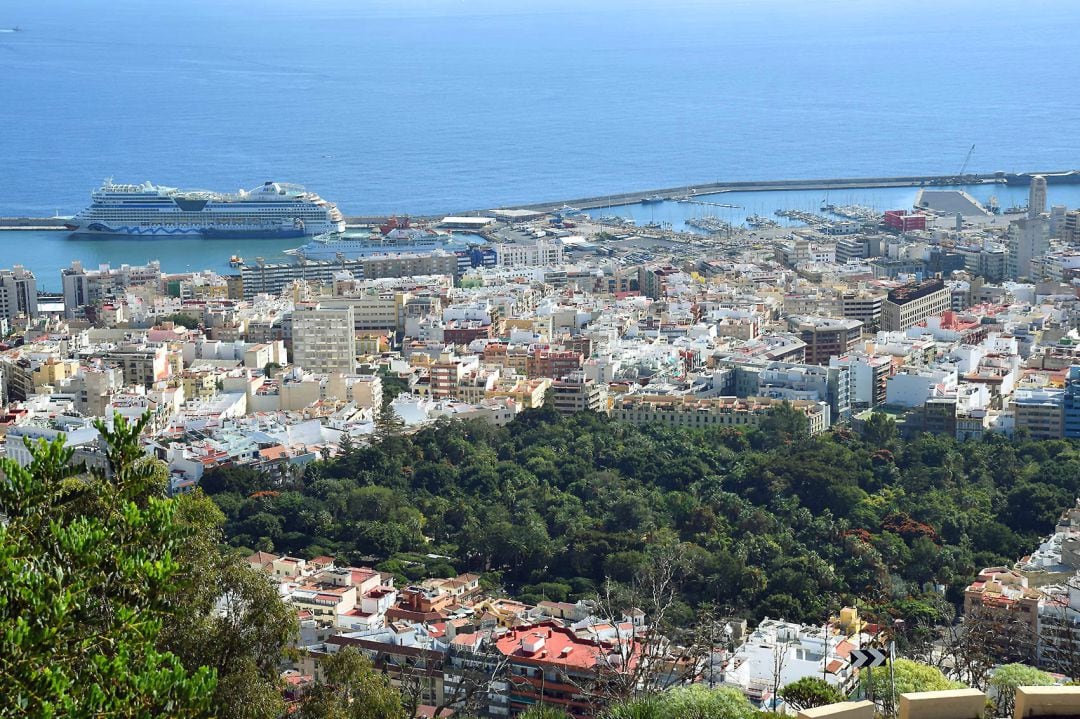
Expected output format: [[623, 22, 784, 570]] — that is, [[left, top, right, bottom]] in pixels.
[[2, 170, 1077, 230]]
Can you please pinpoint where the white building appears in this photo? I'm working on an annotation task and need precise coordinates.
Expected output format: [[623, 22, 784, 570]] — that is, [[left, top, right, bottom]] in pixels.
[[292, 303, 357, 376], [885, 366, 959, 408], [723, 618, 859, 710], [496, 240, 564, 267]]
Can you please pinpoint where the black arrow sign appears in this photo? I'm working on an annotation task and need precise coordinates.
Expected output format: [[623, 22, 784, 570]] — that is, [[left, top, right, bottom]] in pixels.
[[849, 648, 888, 668]]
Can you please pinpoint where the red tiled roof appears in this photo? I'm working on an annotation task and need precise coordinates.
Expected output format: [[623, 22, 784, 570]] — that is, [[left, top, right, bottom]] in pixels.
[[259, 445, 288, 460], [495, 622, 638, 671]]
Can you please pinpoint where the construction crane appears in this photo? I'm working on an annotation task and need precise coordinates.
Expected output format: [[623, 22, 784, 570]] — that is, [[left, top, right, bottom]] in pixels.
[[958, 144, 975, 177]]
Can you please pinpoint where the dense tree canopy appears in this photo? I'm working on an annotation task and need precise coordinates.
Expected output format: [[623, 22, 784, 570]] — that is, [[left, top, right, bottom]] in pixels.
[[0, 414, 216, 717], [203, 408, 1080, 625], [0, 413, 296, 718], [5, 404, 1079, 716]]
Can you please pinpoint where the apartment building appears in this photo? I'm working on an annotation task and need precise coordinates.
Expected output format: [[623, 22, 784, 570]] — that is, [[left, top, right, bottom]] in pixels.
[[1013, 389, 1064, 440], [963, 567, 1040, 662], [89, 344, 171, 387], [61, 260, 162, 317], [526, 349, 584, 380], [840, 291, 885, 329], [1064, 366, 1080, 439], [787, 316, 862, 365], [0, 265, 38, 326], [881, 278, 950, 332], [549, 372, 607, 415], [494, 622, 638, 718], [611, 394, 829, 435], [291, 304, 357, 376]]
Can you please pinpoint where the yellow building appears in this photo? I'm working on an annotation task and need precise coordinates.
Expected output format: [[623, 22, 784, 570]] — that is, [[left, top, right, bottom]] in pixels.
[[487, 377, 551, 410], [612, 394, 829, 435], [181, 369, 219, 402], [32, 357, 79, 389]]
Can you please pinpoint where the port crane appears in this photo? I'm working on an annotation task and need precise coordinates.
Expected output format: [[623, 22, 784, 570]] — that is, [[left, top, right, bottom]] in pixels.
[[958, 144, 975, 177]]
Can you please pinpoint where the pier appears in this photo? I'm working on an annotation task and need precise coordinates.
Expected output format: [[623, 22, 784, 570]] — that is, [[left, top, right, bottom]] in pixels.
[[2, 169, 1077, 230], [475, 168, 1080, 215]]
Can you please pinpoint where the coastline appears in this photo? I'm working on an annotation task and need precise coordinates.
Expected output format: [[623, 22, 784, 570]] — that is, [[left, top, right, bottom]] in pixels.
[[3, 169, 1075, 230]]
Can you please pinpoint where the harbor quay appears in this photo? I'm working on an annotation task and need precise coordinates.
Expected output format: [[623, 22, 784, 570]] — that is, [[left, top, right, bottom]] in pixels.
[[3, 169, 1079, 229]]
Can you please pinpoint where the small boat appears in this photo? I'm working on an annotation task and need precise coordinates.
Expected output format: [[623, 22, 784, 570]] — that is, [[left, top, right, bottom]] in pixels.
[[229, 255, 244, 267]]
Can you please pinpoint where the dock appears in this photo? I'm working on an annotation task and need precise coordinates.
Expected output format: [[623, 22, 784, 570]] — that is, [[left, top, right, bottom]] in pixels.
[[2, 169, 1076, 230]]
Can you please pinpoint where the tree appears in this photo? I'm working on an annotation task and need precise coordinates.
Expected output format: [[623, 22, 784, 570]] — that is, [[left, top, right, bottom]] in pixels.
[[780, 677, 845, 712], [754, 402, 810, 449], [946, 605, 1037, 691], [521, 707, 571, 719], [865, 659, 964, 718], [419, 631, 512, 719], [1035, 596, 1080, 681], [988, 664, 1055, 717], [159, 312, 200, 329], [160, 491, 297, 719], [374, 401, 406, 441], [264, 361, 282, 377], [605, 685, 757, 719], [665, 686, 757, 719], [576, 540, 699, 704], [769, 641, 789, 711], [297, 647, 406, 719], [0, 412, 217, 716], [861, 412, 898, 448]]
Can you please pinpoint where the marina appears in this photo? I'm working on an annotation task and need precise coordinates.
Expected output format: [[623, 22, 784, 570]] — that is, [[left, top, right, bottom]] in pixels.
[[6, 170, 1080, 289]]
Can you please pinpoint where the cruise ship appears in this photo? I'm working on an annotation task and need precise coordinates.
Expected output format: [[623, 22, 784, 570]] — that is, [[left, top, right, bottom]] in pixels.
[[66, 180, 346, 238]]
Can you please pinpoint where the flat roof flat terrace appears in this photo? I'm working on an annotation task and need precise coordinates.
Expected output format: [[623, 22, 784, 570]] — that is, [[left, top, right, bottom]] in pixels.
[[914, 189, 991, 217]]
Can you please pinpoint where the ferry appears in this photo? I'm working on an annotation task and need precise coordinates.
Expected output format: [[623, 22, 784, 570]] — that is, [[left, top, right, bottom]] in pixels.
[[66, 180, 346, 238], [641, 195, 665, 203], [286, 225, 462, 261]]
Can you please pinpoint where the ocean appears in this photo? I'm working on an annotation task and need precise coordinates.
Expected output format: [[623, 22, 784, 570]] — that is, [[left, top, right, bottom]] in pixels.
[[2, 0, 1080, 285]]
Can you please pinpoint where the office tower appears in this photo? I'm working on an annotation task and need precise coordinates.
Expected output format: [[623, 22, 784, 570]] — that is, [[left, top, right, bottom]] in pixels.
[[1029, 174, 1047, 219]]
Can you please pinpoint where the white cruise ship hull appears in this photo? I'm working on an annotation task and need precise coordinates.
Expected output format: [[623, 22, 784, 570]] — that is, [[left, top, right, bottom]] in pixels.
[[68, 180, 347, 239]]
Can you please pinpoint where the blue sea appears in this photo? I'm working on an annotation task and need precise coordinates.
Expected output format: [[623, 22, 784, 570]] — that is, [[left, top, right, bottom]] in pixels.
[[2, 0, 1080, 287]]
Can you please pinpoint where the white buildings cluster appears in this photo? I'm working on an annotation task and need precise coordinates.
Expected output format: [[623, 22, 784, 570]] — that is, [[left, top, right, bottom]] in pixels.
[[6, 185, 1080, 489]]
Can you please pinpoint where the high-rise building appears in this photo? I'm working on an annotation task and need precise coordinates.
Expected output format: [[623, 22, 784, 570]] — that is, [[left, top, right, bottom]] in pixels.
[[1028, 175, 1048, 219], [0, 265, 38, 326], [291, 303, 357, 376], [1064, 366, 1080, 439], [881, 278, 950, 331], [1006, 216, 1051, 280], [61, 260, 162, 318], [841, 291, 886, 329], [1050, 204, 1067, 238], [1064, 210, 1080, 245], [786, 316, 863, 364]]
